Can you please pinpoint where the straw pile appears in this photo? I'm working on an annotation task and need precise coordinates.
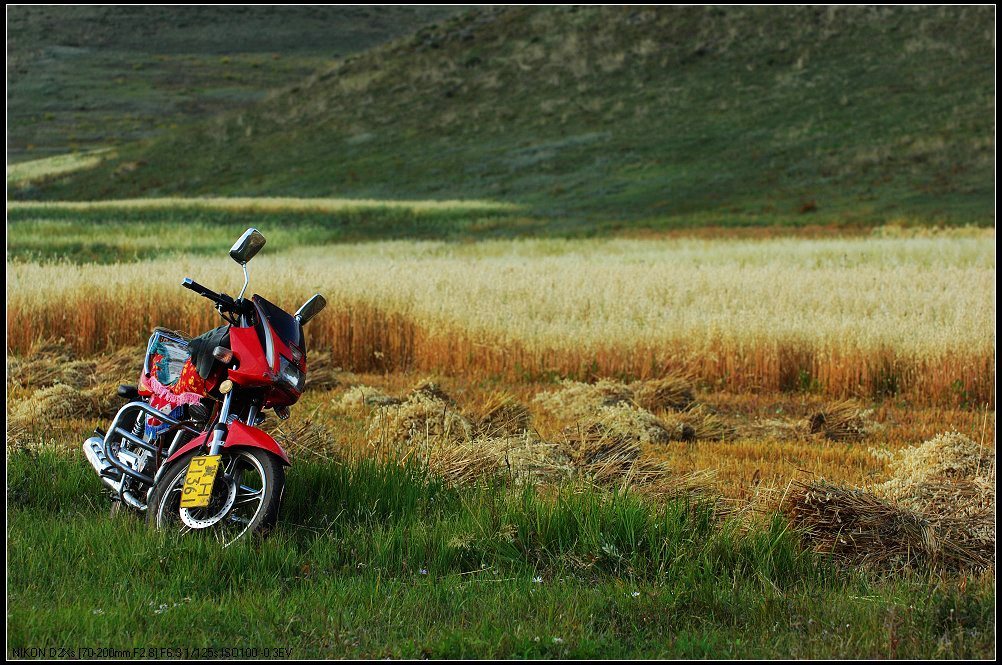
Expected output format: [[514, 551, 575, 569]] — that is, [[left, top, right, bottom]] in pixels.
[[785, 481, 939, 569], [535, 377, 729, 444], [366, 382, 473, 448], [336, 384, 401, 409], [414, 434, 573, 487], [877, 431, 994, 564], [558, 404, 718, 500], [361, 381, 570, 485], [533, 376, 694, 418], [807, 399, 875, 441], [787, 431, 995, 571], [631, 375, 696, 411], [666, 405, 733, 442], [467, 391, 532, 438], [305, 351, 340, 390], [7, 343, 150, 447], [7, 384, 103, 446], [362, 380, 715, 500], [8, 341, 144, 391], [270, 417, 342, 460]]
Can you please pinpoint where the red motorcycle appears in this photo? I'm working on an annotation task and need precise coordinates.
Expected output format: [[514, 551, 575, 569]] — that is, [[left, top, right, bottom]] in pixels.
[[82, 228, 326, 545]]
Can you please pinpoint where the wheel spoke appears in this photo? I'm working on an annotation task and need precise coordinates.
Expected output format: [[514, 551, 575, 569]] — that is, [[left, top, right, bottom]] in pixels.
[[233, 485, 263, 507]]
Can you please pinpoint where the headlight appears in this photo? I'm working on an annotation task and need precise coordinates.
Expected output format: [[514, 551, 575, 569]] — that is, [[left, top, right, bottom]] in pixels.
[[277, 356, 305, 392]]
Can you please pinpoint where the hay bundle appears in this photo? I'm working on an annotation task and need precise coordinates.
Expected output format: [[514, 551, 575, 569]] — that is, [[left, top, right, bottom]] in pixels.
[[807, 400, 873, 440], [305, 351, 340, 390], [8, 384, 100, 436], [533, 379, 633, 418], [469, 391, 532, 438], [535, 376, 695, 418], [418, 435, 572, 487], [786, 481, 937, 568], [409, 379, 452, 403], [336, 384, 401, 409], [93, 346, 145, 383], [630, 465, 720, 502], [367, 391, 472, 447], [594, 403, 676, 445], [565, 423, 641, 482], [559, 412, 718, 500], [875, 431, 995, 566], [677, 405, 733, 441], [896, 480, 995, 555], [8, 356, 95, 390], [559, 406, 658, 483], [786, 480, 992, 571], [630, 375, 695, 412], [271, 418, 339, 459], [879, 431, 993, 490]]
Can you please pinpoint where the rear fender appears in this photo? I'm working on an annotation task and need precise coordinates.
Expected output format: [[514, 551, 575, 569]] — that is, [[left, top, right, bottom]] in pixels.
[[163, 421, 290, 467]]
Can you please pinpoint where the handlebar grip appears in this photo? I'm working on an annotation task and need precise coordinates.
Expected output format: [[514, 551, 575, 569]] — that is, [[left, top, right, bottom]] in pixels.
[[181, 278, 237, 310], [181, 278, 216, 299]]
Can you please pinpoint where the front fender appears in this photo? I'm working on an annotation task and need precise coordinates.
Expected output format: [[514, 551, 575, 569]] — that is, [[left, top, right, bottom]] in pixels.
[[163, 421, 290, 467]]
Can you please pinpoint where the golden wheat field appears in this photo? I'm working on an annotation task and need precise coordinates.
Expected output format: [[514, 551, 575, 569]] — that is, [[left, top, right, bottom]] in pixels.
[[8, 233, 995, 405], [6, 228, 997, 570]]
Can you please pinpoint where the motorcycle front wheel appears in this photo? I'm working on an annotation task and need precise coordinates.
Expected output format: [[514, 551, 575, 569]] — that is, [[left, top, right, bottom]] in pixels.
[[147, 447, 285, 547]]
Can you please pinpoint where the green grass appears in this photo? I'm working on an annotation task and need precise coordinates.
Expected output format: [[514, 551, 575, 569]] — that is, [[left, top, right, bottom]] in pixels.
[[5, 199, 529, 262], [9, 196, 991, 264], [13, 6, 994, 230], [6, 6, 462, 162], [7, 448, 995, 658]]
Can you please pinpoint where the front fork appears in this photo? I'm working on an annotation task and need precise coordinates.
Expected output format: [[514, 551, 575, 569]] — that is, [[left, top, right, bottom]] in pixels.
[[208, 390, 234, 456], [207, 389, 261, 455]]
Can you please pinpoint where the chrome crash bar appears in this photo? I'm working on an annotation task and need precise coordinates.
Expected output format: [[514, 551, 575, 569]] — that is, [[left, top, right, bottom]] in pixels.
[[102, 401, 200, 485]]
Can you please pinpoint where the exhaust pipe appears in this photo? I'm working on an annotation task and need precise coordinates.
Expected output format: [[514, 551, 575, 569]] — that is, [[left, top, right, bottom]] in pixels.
[[82, 436, 123, 494]]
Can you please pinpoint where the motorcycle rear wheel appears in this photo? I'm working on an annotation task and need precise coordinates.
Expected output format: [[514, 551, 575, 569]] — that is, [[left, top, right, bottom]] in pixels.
[[147, 447, 284, 546]]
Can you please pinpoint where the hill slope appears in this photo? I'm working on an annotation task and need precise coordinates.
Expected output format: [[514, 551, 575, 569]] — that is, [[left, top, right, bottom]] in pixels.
[[6, 6, 462, 161], [16, 6, 995, 227]]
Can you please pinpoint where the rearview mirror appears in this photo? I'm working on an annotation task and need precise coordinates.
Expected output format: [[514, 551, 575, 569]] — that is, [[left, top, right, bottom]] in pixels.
[[230, 228, 266, 264], [295, 294, 327, 325]]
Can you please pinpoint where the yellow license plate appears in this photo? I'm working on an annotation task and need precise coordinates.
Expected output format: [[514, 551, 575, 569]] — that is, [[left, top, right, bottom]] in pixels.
[[179, 455, 222, 509]]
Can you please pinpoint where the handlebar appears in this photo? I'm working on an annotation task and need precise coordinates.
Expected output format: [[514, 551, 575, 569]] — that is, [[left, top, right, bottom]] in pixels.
[[182, 278, 238, 311]]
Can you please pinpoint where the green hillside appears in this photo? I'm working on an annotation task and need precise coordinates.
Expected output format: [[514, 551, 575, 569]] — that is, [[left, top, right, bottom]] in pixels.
[[13, 6, 995, 228], [6, 5, 461, 161]]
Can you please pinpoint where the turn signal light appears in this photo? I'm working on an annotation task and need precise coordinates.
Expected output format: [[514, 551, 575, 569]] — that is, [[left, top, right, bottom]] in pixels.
[[213, 346, 234, 363], [218, 379, 234, 394]]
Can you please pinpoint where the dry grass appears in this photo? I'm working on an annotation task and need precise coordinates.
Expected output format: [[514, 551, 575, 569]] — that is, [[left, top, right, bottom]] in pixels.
[[304, 350, 340, 390], [7, 235, 994, 405], [6, 340, 994, 576], [7, 340, 143, 391], [7, 383, 114, 446], [631, 375, 696, 411], [877, 432, 995, 546], [412, 435, 573, 487], [366, 383, 473, 450], [786, 481, 941, 569], [467, 391, 533, 438], [785, 431, 995, 572], [344, 378, 719, 500], [7, 150, 112, 186], [807, 399, 875, 441]]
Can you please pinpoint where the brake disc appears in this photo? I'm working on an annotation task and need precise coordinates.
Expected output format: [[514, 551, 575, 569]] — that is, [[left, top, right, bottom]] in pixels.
[[179, 476, 237, 529]]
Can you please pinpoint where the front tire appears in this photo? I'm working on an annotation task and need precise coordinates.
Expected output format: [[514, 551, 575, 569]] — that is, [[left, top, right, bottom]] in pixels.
[[147, 447, 285, 546]]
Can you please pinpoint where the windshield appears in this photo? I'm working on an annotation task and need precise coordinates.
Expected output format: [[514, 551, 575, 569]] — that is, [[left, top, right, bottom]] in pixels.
[[253, 294, 305, 353]]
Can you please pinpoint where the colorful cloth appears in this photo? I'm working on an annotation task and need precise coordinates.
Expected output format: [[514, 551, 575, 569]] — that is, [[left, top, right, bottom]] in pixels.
[[139, 330, 209, 438]]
